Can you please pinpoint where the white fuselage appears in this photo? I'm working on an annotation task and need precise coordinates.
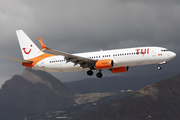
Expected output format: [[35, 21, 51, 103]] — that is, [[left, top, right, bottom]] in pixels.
[[32, 46, 176, 72]]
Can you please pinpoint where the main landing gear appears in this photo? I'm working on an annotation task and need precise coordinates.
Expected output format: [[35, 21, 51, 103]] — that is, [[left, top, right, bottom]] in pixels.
[[87, 70, 103, 78], [96, 71, 103, 78], [87, 70, 93, 76]]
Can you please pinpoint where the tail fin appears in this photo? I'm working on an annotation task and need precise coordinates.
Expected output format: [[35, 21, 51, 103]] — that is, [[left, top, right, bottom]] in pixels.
[[16, 30, 44, 60]]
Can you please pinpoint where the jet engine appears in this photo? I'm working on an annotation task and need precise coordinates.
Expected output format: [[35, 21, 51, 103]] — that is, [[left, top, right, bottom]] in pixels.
[[111, 66, 129, 73], [95, 59, 114, 69]]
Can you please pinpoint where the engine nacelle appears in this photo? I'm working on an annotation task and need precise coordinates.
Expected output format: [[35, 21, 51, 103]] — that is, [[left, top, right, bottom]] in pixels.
[[111, 66, 129, 73], [95, 59, 114, 69]]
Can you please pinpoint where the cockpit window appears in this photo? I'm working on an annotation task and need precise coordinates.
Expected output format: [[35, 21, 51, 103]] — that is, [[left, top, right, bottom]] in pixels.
[[161, 49, 168, 52]]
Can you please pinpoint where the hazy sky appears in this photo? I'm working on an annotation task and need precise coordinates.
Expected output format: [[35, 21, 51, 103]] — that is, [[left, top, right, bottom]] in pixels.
[[1, 0, 180, 87]]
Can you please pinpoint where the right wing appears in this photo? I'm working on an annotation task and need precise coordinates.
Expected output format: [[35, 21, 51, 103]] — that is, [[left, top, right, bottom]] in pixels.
[[37, 37, 96, 69]]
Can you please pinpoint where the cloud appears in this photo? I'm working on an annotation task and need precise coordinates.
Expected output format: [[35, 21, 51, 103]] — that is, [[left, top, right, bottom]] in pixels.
[[0, 0, 180, 87]]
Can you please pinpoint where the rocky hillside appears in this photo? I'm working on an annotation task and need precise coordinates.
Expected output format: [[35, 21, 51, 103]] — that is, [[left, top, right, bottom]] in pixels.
[[0, 68, 77, 120], [76, 73, 180, 120], [64, 73, 171, 94]]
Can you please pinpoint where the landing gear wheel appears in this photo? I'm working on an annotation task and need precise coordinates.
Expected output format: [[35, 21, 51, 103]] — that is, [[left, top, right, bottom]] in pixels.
[[87, 70, 93, 76], [158, 66, 161, 70], [96, 72, 103, 78]]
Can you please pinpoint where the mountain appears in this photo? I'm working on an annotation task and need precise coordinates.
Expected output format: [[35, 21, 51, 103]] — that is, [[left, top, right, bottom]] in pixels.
[[0, 68, 77, 120], [76, 73, 180, 120], [64, 73, 172, 94]]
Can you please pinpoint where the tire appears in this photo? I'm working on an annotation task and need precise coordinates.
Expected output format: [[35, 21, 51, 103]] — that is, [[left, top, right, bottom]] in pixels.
[[96, 72, 103, 78], [158, 66, 161, 70], [87, 70, 93, 76]]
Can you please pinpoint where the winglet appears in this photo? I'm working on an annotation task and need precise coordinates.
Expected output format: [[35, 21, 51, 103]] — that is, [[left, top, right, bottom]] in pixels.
[[37, 37, 49, 52]]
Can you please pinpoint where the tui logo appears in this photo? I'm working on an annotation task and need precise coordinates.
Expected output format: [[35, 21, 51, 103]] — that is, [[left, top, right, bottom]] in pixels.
[[136, 48, 149, 55], [22, 45, 32, 54]]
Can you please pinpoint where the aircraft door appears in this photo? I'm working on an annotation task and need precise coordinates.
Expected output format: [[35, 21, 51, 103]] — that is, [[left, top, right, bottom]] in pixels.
[[41, 60, 45, 70], [152, 49, 156, 57]]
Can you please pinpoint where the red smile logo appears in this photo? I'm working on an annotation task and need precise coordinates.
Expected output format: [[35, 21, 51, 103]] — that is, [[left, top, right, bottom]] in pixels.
[[22, 45, 32, 54]]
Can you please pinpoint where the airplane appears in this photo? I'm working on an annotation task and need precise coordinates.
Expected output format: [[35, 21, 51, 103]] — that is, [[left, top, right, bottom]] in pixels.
[[5, 30, 176, 78]]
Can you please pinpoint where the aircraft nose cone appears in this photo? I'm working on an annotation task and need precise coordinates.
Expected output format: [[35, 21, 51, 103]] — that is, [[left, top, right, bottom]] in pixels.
[[171, 52, 176, 58]]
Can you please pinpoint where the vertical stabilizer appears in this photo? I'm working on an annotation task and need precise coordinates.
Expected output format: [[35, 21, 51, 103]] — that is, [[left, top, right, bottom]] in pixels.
[[16, 30, 44, 60]]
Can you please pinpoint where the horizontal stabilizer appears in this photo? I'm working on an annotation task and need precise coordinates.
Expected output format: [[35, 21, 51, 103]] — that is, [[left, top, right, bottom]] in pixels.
[[4, 56, 33, 63]]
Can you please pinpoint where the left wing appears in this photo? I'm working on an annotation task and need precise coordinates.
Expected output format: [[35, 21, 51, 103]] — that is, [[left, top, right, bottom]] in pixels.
[[37, 37, 96, 69]]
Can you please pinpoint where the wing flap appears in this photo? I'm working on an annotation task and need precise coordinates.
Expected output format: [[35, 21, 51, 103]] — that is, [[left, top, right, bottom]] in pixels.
[[4, 56, 33, 63], [48, 48, 95, 62]]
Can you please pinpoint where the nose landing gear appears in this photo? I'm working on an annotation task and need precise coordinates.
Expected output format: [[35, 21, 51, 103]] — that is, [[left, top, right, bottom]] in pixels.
[[158, 65, 161, 70], [157, 61, 167, 70]]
